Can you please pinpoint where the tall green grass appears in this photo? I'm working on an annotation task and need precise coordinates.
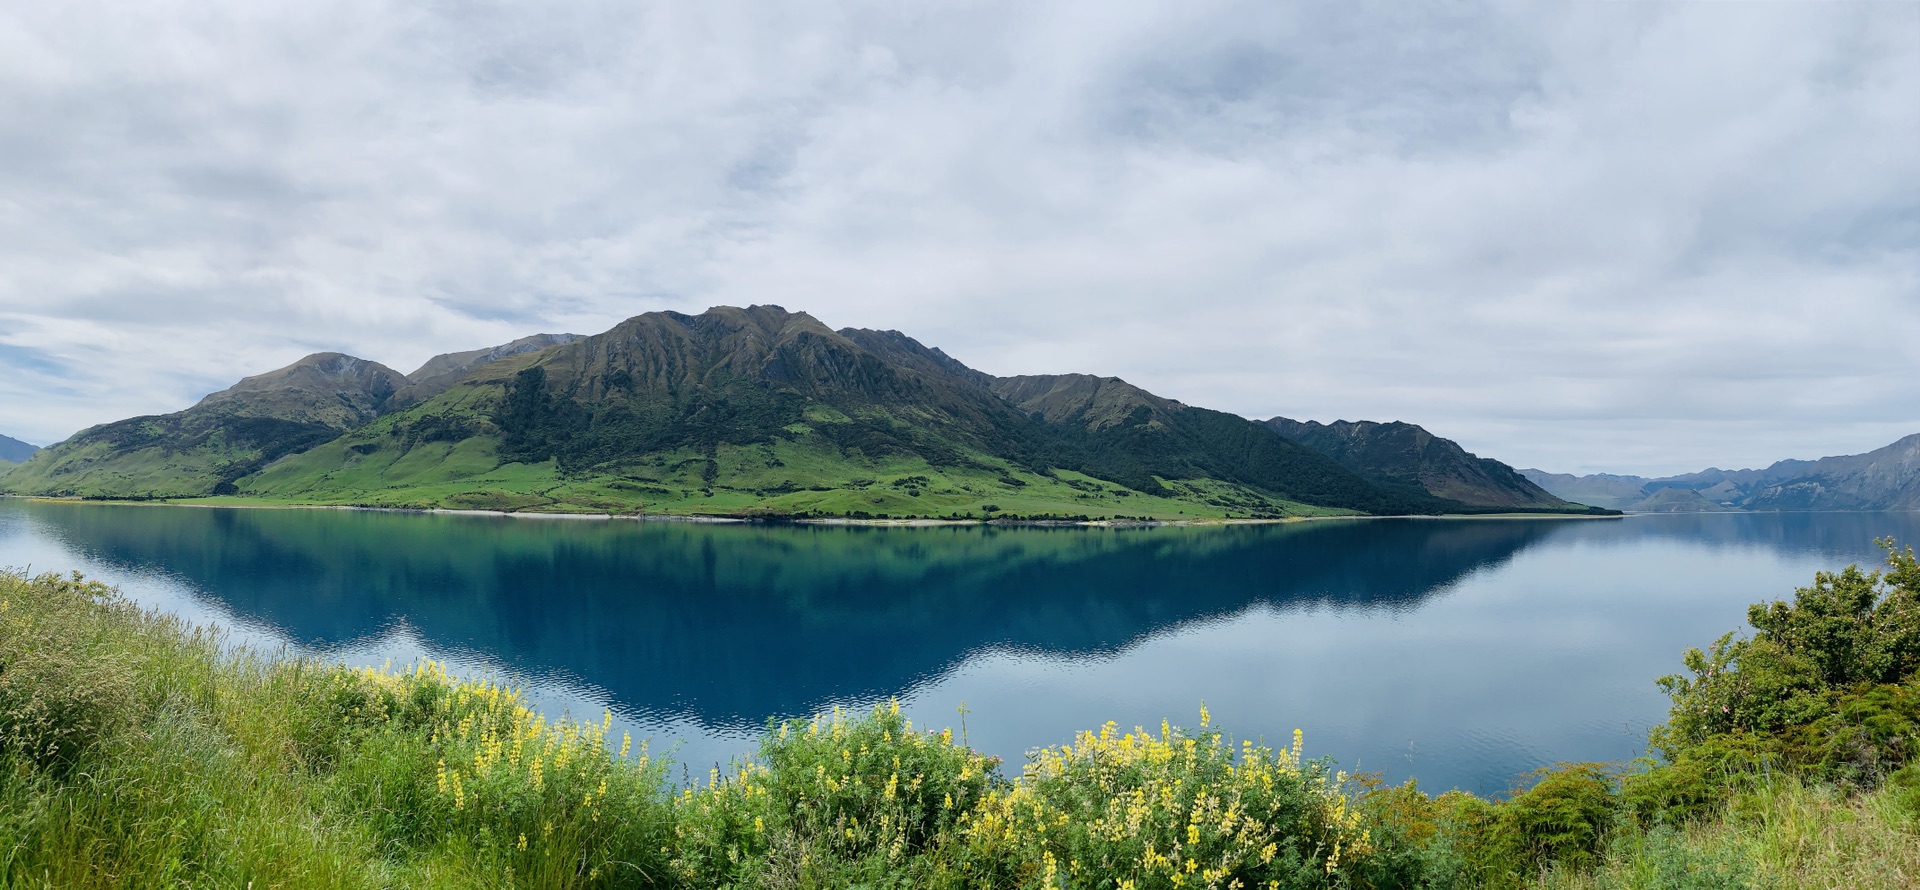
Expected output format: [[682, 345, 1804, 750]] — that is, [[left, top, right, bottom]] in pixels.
[[0, 571, 673, 888]]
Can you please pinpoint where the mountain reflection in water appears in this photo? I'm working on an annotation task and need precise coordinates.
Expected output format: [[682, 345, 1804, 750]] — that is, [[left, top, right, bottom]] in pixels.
[[10, 507, 1559, 718], [6, 501, 1916, 794]]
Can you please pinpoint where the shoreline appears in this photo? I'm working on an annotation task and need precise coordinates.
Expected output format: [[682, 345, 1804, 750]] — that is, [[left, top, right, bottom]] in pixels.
[[1, 493, 1621, 526]]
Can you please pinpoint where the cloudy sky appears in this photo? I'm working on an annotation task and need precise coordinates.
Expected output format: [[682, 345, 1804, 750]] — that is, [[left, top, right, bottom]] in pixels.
[[1, 1, 1915, 475]]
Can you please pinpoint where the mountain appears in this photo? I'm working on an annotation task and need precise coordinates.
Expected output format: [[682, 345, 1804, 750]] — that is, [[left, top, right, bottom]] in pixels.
[[1621, 487, 1741, 513], [397, 333, 583, 406], [1516, 471, 1658, 511], [4, 306, 1606, 519], [1741, 434, 1920, 511], [987, 374, 1444, 514], [1265, 418, 1570, 510], [1522, 434, 1920, 512], [1, 353, 408, 498], [0, 434, 36, 464], [248, 305, 1424, 517]]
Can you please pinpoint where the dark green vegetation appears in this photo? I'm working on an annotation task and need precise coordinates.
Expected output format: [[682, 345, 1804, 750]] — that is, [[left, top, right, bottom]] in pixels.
[[0, 434, 35, 465], [1644, 539, 1920, 796], [5, 547, 1920, 887], [1523, 431, 1920, 512], [3, 306, 1608, 519], [1265, 418, 1570, 510]]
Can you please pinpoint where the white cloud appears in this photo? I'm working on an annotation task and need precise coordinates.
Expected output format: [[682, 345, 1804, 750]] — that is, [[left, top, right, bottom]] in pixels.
[[0, 0, 1914, 473]]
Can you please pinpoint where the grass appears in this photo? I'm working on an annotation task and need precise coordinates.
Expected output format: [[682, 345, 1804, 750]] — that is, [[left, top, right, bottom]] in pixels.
[[1537, 775, 1920, 889], [0, 569, 671, 889], [0, 435, 226, 499]]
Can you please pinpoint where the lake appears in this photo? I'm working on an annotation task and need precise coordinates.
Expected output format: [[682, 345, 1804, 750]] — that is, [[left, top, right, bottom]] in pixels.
[[2, 499, 1915, 795]]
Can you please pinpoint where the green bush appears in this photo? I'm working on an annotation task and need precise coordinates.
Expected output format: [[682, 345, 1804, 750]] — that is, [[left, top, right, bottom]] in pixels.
[[668, 702, 1001, 888], [1654, 540, 1920, 783], [1426, 766, 1622, 890], [1500, 764, 1618, 873], [1346, 779, 1467, 890], [1619, 733, 1780, 828], [329, 661, 675, 885], [959, 712, 1371, 890], [0, 569, 675, 889]]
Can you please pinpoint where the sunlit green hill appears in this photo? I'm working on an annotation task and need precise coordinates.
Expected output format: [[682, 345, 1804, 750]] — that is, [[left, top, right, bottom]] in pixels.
[[0, 354, 407, 499]]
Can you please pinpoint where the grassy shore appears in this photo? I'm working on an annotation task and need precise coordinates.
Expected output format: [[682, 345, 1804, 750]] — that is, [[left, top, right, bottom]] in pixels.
[[2, 549, 1915, 888], [5, 493, 1620, 532]]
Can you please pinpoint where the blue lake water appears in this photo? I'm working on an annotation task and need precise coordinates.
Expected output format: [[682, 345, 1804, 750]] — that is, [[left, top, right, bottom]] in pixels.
[[2, 499, 1915, 795]]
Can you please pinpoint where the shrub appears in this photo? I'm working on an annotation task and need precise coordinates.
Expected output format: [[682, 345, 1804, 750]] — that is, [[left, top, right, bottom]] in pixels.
[[1406, 767, 1621, 890], [1658, 540, 1912, 751], [1619, 733, 1782, 827], [669, 701, 1001, 888], [317, 660, 675, 886], [960, 709, 1370, 890], [1499, 764, 1618, 873], [1653, 540, 1920, 782], [1347, 779, 1466, 890]]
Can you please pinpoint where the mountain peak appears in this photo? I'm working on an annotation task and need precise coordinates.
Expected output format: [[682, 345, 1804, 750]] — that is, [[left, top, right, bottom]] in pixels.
[[407, 334, 584, 384], [5, 351, 408, 498], [196, 352, 408, 426], [991, 374, 1180, 431], [652, 305, 835, 344], [836, 328, 993, 387]]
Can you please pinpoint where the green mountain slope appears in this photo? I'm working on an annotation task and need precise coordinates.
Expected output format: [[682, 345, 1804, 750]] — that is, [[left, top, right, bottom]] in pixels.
[[1, 354, 407, 498], [6, 306, 1606, 519], [991, 376, 1433, 514], [1264, 417, 1571, 510]]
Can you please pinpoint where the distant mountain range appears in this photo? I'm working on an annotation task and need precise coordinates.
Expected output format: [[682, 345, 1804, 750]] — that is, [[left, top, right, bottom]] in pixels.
[[1522, 434, 1920, 512], [0, 434, 38, 465], [2, 305, 1603, 519]]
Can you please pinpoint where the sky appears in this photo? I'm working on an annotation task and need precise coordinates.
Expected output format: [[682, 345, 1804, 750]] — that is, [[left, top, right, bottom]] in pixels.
[[1, 1, 1916, 476]]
